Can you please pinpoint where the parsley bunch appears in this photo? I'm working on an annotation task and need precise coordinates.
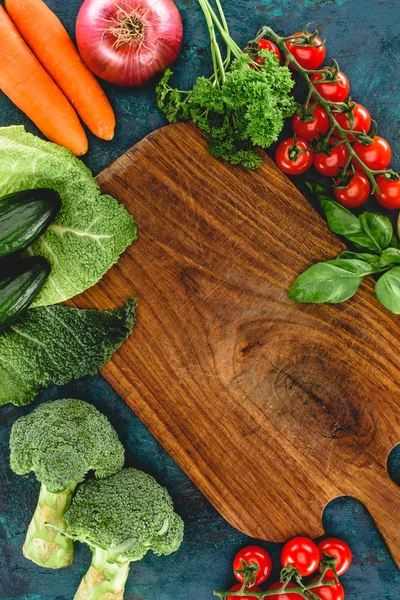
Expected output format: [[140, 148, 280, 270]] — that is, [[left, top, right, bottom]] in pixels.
[[156, 0, 295, 169]]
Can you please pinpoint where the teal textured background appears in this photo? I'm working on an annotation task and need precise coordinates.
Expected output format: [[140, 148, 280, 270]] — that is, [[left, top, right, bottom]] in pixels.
[[0, 0, 399, 599]]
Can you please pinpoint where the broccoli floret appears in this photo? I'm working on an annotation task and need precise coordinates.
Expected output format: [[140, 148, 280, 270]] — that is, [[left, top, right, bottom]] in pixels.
[[64, 468, 184, 600], [9, 398, 125, 569]]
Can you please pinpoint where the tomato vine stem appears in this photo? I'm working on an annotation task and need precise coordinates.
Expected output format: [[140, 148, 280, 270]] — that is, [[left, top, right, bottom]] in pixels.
[[254, 26, 396, 193], [193, 0, 398, 189], [213, 547, 340, 599], [214, 575, 336, 599]]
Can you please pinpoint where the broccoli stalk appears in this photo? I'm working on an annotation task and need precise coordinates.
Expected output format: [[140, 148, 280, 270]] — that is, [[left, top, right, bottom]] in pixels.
[[23, 483, 76, 568], [74, 548, 130, 600], [63, 468, 184, 600], [10, 399, 125, 569]]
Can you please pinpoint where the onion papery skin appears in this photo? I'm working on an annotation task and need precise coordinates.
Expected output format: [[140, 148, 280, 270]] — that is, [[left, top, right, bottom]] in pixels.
[[76, 0, 183, 87]]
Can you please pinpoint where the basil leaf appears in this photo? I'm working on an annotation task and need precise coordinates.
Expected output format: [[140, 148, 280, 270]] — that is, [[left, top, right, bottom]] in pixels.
[[319, 199, 378, 249], [306, 181, 328, 197], [375, 267, 400, 314], [358, 213, 393, 252], [338, 251, 381, 269], [308, 183, 396, 252], [320, 198, 360, 235], [289, 258, 372, 304], [379, 248, 400, 268]]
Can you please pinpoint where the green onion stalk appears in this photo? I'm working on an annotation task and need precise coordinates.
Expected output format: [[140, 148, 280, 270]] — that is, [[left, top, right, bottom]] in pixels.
[[157, 0, 297, 169], [159, 0, 398, 186], [199, 0, 398, 188]]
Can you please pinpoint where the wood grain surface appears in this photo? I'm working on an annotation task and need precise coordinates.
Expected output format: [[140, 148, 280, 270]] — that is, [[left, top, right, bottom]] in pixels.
[[73, 123, 400, 565]]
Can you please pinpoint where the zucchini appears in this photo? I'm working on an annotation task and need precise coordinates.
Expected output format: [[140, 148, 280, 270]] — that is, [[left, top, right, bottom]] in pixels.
[[0, 257, 50, 331], [0, 188, 61, 257]]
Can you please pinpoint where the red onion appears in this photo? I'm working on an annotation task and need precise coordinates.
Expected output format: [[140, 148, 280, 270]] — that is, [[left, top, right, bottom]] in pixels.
[[76, 0, 183, 87]]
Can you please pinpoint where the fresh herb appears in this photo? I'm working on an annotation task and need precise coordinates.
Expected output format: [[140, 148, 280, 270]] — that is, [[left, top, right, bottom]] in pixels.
[[0, 126, 137, 306], [337, 251, 381, 269], [378, 248, 400, 267], [0, 298, 136, 406], [375, 267, 400, 313], [289, 184, 400, 313], [289, 258, 374, 304], [307, 182, 394, 251], [156, 0, 295, 169]]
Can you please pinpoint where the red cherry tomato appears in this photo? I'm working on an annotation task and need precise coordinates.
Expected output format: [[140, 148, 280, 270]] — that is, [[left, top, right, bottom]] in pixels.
[[333, 171, 371, 208], [309, 575, 345, 600], [233, 546, 272, 586], [334, 104, 371, 142], [267, 582, 303, 599], [292, 104, 330, 141], [285, 32, 326, 69], [374, 176, 400, 209], [318, 538, 352, 578], [258, 38, 281, 61], [281, 537, 320, 577], [313, 144, 349, 177], [311, 70, 350, 102], [228, 585, 262, 600], [352, 136, 392, 171], [275, 137, 313, 175]]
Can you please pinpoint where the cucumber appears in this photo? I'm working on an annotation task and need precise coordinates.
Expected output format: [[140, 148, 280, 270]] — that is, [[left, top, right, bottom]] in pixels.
[[0, 188, 61, 257], [0, 257, 50, 332]]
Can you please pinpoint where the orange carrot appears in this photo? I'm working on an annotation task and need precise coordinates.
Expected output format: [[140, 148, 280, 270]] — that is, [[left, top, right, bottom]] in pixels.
[[0, 6, 88, 155], [6, 0, 116, 141]]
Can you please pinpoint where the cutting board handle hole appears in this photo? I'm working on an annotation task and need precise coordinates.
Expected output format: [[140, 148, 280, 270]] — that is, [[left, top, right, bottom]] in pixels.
[[387, 444, 400, 486]]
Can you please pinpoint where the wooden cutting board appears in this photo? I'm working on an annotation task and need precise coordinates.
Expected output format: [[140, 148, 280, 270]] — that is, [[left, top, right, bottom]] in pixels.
[[73, 123, 400, 565]]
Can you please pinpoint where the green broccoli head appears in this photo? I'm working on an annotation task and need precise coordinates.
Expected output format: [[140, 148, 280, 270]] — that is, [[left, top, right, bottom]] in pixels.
[[10, 398, 125, 493], [65, 468, 184, 563]]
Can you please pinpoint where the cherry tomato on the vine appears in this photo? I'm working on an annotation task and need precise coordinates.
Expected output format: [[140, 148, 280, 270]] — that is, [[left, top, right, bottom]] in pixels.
[[275, 137, 313, 175], [374, 176, 400, 209], [352, 136, 392, 171], [267, 582, 303, 599], [318, 538, 352, 578], [313, 144, 349, 177], [292, 104, 330, 141], [228, 584, 262, 600], [285, 32, 326, 69], [309, 575, 345, 600], [311, 70, 350, 102], [333, 171, 371, 208], [258, 38, 281, 61], [281, 536, 320, 577], [233, 546, 272, 586], [334, 103, 371, 142]]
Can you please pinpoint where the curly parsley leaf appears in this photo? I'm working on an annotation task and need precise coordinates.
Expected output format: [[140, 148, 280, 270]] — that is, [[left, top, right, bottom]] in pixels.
[[157, 51, 295, 169]]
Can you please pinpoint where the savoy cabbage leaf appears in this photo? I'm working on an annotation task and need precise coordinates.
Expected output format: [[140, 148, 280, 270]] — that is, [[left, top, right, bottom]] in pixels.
[[0, 299, 136, 406], [0, 127, 137, 306]]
